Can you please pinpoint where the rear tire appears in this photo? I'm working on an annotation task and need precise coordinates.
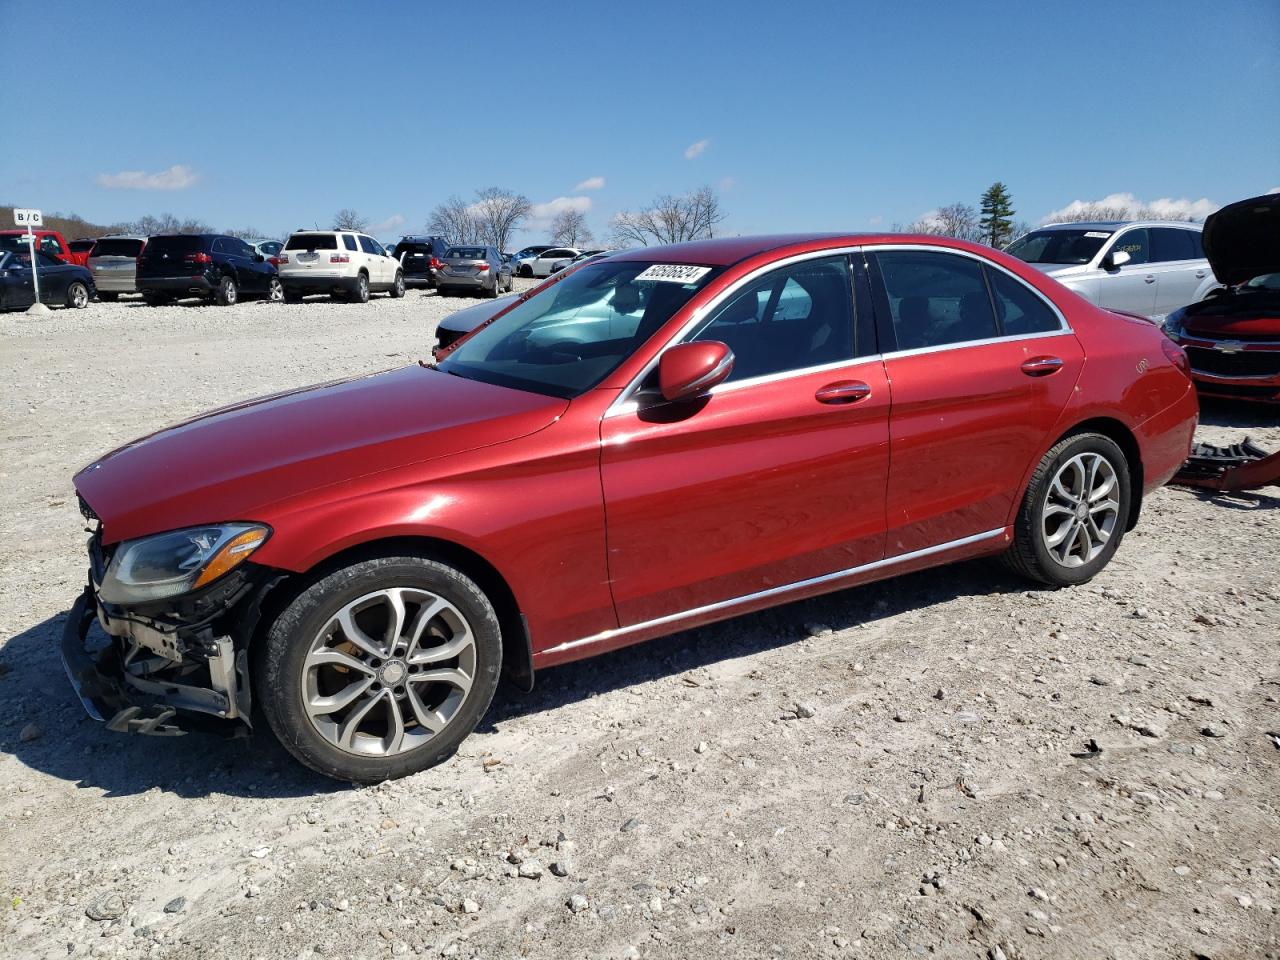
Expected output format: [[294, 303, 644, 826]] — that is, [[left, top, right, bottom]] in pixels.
[[215, 276, 238, 306], [266, 277, 283, 303], [1003, 432, 1131, 587], [66, 282, 90, 309], [257, 555, 502, 783], [351, 273, 370, 304], [389, 271, 405, 299]]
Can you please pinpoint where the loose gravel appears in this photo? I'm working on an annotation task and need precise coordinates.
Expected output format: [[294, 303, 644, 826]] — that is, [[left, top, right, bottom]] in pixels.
[[1, 288, 1278, 959]]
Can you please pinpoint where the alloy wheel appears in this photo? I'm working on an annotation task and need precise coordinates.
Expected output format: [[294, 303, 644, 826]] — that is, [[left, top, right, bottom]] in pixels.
[[70, 283, 88, 308], [268, 278, 283, 302], [301, 588, 477, 757], [1040, 452, 1120, 567]]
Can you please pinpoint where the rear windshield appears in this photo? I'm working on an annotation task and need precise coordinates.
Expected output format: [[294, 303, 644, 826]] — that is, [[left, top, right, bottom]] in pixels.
[[140, 235, 205, 256], [285, 234, 338, 251], [446, 247, 487, 260], [93, 238, 145, 258], [396, 242, 435, 255], [69, 240, 97, 252], [1006, 229, 1112, 265]]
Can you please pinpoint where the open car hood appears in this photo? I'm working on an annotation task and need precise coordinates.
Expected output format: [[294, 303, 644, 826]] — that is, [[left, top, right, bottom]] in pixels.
[[1202, 192, 1280, 287]]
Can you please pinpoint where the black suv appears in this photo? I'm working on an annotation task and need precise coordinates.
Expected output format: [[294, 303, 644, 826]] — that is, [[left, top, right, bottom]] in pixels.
[[136, 234, 281, 307], [386, 235, 451, 288]]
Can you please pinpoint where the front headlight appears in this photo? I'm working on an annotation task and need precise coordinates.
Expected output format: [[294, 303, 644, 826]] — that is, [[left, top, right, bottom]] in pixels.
[[98, 523, 270, 605], [1162, 309, 1185, 340]]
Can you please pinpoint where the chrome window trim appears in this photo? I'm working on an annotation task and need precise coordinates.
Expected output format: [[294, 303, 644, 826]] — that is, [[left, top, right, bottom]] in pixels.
[[541, 526, 1007, 657], [605, 242, 1074, 418]]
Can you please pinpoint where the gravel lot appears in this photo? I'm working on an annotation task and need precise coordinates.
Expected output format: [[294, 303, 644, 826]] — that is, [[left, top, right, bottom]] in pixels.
[[1, 287, 1278, 960]]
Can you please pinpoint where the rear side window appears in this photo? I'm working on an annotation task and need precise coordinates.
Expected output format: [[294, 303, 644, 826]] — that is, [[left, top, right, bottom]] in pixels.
[[873, 251, 999, 350], [985, 268, 1060, 336], [691, 255, 855, 382], [285, 234, 338, 251], [92, 238, 144, 258], [1151, 228, 1201, 262], [343, 234, 358, 251]]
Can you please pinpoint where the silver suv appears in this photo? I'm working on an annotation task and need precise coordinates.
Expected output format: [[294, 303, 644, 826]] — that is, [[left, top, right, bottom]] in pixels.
[[1007, 221, 1216, 319]]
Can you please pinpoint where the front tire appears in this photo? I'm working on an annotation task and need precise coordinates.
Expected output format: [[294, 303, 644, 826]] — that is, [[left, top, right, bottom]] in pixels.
[[215, 276, 238, 306], [1003, 432, 1131, 587], [258, 556, 502, 783], [66, 282, 90, 309], [518, 264, 532, 278]]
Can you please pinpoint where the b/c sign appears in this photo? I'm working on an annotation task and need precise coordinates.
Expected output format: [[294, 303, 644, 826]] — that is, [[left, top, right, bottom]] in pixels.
[[14, 208, 43, 227]]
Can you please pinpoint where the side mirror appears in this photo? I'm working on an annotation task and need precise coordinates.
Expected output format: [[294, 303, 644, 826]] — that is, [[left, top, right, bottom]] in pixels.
[[253, 253, 265, 263], [1104, 249, 1131, 270], [658, 341, 734, 402]]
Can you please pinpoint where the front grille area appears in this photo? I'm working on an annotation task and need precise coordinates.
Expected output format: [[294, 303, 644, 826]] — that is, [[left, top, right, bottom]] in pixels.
[[1187, 346, 1280, 378], [78, 493, 98, 522]]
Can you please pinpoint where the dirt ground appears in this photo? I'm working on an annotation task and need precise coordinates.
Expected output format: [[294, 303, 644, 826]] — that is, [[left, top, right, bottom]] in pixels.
[[1, 287, 1277, 960]]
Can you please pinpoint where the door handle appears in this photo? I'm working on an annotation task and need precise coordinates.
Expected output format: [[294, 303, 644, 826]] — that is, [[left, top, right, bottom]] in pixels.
[[1143, 275, 1156, 284], [1195, 271, 1206, 279], [815, 380, 872, 404], [1020, 356, 1064, 377]]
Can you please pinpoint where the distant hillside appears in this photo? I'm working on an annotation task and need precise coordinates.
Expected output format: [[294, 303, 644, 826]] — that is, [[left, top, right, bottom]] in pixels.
[[0, 205, 120, 239]]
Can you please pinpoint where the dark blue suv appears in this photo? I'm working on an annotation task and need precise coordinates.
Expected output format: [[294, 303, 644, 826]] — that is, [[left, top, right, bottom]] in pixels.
[[136, 234, 281, 307]]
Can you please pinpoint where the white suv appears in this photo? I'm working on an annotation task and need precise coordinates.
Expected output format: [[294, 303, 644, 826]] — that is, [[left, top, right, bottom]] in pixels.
[[1007, 221, 1217, 319], [278, 231, 405, 303]]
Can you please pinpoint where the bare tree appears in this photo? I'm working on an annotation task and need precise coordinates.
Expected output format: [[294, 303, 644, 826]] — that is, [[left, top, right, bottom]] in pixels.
[[472, 187, 532, 253], [609, 185, 726, 246], [118, 213, 214, 235], [549, 208, 593, 247], [332, 208, 369, 232], [427, 195, 483, 245], [222, 226, 265, 239]]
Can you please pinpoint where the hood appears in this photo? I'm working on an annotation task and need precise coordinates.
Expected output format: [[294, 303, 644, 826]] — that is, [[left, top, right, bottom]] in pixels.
[[1201, 192, 1280, 287], [76, 365, 568, 544], [437, 294, 518, 334], [1180, 287, 1280, 338]]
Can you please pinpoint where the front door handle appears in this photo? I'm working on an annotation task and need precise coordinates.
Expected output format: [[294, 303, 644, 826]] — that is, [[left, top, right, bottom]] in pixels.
[[1021, 356, 1064, 377], [1144, 275, 1156, 284], [1195, 271, 1206, 279], [815, 380, 872, 404]]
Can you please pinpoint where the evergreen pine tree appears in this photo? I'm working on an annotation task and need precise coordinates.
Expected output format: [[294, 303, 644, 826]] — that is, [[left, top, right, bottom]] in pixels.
[[979, 182, 1016, 248]]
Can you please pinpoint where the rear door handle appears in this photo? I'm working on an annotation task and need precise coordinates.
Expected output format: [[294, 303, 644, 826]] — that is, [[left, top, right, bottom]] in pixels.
[[1144, 275, 1156, 284], [815, 380, 872, 404], [1020, 356, 1064, 377]]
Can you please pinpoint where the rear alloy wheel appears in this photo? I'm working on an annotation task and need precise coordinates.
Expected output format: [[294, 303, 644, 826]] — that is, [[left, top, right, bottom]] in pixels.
[[352, 273, 370, 304], [258, 556, 502, 783], [266, 277, 284, 303], [389, 271, 405, 299], [215, 276, 238, 306], [1004, 432, 1130, 587], [486, 274, 500, 298], [66, 282, 90, 309]]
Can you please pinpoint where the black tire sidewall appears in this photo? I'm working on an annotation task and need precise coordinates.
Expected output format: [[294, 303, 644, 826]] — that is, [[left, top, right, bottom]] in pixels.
[[67, 282, 87, 308], [258, 556, 502, 783], [1023, 433, 1131, 586], [355, 274, 369, 303], [218, 276, 237, 306]]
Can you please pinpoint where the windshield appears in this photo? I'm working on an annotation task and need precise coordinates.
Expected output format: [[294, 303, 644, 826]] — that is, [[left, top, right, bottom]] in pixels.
[[1245, 272, 1280, 290], [437, 260, 721, 398], [1006, 229, 1113, 265]]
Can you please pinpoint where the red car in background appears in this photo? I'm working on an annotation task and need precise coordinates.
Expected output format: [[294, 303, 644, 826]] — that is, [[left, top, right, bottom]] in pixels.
[[63, 233, 1198, 783], [1162, 193, 1280, 403], [0, 228, 90, 266]]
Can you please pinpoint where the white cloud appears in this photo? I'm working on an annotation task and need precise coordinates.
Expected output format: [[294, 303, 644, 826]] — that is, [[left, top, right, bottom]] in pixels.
[[1042, 192, 1219, 224], [868, 215, 883, 226], [527, 196, 592, 229], [96, 164, 198, 191], [718, 176, 736, 192], [573, 176, 605, 192], [369, 213, 406, 235], [1268, 186, 1280, 194], [684, 138, 710, 160]]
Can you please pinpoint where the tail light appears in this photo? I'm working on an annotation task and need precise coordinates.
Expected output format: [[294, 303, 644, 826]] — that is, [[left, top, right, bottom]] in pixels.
[[184, 252, 212, 265], [475, 263, 490, 272], [277, 254, 289, 264], [429, 257, 442, 270], [268, 256, 280, 267], [1161, 338, 1191, 376], [330, 254, 350, 263]]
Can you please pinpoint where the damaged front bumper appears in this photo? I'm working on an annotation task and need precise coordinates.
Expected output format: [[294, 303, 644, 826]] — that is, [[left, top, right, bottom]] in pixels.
[[61, 586, 253, 737], [1170, 437, 1280, 492]]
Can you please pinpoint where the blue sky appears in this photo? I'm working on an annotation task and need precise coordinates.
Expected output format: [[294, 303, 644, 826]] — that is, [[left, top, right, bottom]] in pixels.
[[2, 0, 1277, 245]]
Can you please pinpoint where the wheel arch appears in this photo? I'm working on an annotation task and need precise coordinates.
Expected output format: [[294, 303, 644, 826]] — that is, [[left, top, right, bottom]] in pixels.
[[252, 534, 534, 692], [1050, 416, 1145, 531]]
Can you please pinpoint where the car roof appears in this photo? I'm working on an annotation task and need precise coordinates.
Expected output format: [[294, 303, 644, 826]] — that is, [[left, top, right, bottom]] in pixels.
[[1037, 220, 1202, 231], [95, 234, 147, 241]]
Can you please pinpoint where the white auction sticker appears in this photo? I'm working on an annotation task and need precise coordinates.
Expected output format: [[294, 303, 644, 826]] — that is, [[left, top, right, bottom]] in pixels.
[[635, 264, 712, 284], [1084, 231, 1112, 239]]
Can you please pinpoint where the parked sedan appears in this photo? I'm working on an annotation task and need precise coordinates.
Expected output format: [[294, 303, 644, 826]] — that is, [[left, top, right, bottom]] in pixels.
[[515, 246, 580, 278], [87, 235, 147, 301], [0, 249, 94, 310], [1161, 192, 1280, 403], [63, 233, 1197, 783], [1007, 220, 1215, 319], [436, 246, 511, 298]]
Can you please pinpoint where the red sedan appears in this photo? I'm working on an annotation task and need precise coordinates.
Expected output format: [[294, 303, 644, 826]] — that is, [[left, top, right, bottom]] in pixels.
[[64, 233, 1198, 782], [1162, 192, 1280, 403]]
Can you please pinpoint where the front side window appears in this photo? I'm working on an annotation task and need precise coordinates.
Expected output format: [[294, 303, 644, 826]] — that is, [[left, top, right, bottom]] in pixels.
[[437, 259, 721, 398], [689, 255, 855, 382], [874, 250, 999, 350], [1110, 229, 1149, 265], [40, 236, 62, 256]]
